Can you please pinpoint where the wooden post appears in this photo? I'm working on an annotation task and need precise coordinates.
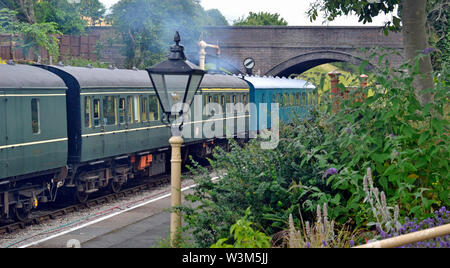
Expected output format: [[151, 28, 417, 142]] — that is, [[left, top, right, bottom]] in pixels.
[[328, 70, 341, 113], [169, 135, 184, 248]]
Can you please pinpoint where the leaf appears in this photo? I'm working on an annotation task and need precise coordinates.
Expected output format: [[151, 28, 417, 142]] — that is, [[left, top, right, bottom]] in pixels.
[[371, 153, 389, 164], [418, 132, 430, 145], [431, 118, 443, 133]]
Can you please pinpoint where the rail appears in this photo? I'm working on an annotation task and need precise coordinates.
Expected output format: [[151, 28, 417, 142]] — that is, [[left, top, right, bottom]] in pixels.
[[354, 223, 450, 248]]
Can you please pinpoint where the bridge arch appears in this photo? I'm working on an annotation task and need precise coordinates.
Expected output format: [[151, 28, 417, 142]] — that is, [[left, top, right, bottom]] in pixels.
[[265, 50, 374, 77]]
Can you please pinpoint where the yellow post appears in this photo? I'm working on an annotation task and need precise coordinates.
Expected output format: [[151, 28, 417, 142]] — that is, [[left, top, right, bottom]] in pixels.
[[169, 135, 184, 248]]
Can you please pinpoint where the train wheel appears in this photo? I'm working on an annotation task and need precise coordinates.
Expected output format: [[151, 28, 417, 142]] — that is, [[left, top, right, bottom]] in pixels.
[[109, 181, 122, 194], [74, 189, 89, 204], [12, 205, 32, 222]]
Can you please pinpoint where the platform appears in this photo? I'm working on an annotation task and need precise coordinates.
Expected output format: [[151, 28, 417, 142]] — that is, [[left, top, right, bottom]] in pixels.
[[26, 187, 194, 248]]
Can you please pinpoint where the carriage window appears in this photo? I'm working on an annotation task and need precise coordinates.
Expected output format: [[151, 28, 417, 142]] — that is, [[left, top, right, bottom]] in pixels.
[[127, 96, 133, 123], [149, 96, 159, 121], [134, 96, 140, 123], [296, 93, 300, 106], [93, 99, 101, 127], [290, 93, 294, 106], [232, 95, 236, 104], [302, 93, 306, 107], [84, 97, 92, 128], [243, 95, 248, 105], [221, 95, 225, 105], [103, 96, 117, 126], [141, 97, 148, 122], [261, 94, 265, 103], [31, 98, 40, 134], [119, 98, 126, 124]]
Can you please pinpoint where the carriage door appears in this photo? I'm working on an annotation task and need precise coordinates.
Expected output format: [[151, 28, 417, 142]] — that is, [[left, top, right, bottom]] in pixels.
[[0, 92, 7, 179]]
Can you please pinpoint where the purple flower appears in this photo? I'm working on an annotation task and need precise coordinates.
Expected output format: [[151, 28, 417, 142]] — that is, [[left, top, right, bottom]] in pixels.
[[322, 240, 327, 247], [306, 242, 310, 248], [322, 168, 338, 178], [422, 47, 436, 55], [349, 240, 355, 247]]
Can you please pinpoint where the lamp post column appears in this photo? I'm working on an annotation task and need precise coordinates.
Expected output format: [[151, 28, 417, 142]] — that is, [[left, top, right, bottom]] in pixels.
[[169, 135, 184, 247]]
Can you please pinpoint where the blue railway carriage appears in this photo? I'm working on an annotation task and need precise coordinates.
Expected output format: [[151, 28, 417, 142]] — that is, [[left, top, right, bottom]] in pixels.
[[0, 63, 68, 220], [244, 76, 317, 131]]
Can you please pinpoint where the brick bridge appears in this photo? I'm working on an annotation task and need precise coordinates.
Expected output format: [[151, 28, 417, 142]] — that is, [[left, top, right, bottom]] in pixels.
[[202, 26, 404, 76]]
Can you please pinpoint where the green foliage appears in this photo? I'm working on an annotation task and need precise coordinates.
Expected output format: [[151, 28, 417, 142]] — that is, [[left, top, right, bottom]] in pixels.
[[63, 57, 109, 68], [79, 0, 106, 26], [233, 12, 288, 26], [35, 0, 87, 35], [426, 0, 449, 71], [109, 0, 228, 69], [0, 7, 18, 32], [205, 9, 229, 26], [211, 208, 271, 248], [0, 8, 61, 59], [320, 52, 449, 224], [307, 0, 399, 30]]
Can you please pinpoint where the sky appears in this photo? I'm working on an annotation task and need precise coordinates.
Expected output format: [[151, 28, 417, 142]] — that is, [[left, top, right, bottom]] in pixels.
[[99, 0, 394, 26]]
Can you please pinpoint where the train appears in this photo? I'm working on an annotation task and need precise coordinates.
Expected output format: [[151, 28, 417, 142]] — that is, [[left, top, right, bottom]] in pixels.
[[0, 62, 317, 221]]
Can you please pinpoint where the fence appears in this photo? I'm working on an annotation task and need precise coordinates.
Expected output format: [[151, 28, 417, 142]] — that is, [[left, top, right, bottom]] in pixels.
[[0, 33, 100, 63]]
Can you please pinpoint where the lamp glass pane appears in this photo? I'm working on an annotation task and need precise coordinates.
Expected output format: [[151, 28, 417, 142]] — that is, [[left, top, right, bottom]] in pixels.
[[149, 73, 170, 114], [165, 74, 190, 115], [185, 74, 203, 108]]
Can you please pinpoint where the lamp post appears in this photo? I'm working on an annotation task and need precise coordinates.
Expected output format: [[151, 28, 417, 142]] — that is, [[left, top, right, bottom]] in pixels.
[[146, 32, 205, 247]]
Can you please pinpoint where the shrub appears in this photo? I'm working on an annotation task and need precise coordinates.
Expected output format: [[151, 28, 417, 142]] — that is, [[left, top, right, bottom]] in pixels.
[[211, 208, 271, 248]]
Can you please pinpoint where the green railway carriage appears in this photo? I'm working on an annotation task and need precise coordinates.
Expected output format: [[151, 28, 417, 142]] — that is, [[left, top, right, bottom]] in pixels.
[[198, 74, 250, 140], [37, 65, 171, 164], [36, 65, 172, 200], [35, 65, 252, 203], [0, 63, 68, 220], [0, 64, 68, 180]]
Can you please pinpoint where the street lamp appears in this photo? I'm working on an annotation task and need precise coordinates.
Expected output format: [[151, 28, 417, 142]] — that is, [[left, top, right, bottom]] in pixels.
[[146, 31, 205, 247]]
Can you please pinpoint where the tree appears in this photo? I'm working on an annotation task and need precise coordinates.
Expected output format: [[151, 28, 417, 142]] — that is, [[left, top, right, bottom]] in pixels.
[[307, 0, 435, 105], [0, 0, 36, 23], [35, 0, 86, 34], [427, 0, 449, 71], [233, 12, 288, 26], [79, 0, 106, 26], [205, 9, 229, 26], [109, 0, 227, 68], [0, 8, 61, 60]]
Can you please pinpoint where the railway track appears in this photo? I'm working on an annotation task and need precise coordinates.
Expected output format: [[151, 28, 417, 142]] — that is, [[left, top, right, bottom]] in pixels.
[[0, 175, 173, 236]]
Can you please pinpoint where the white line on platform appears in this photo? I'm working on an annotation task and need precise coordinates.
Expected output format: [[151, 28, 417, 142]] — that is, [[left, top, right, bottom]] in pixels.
[[19, 176, 220, 248]]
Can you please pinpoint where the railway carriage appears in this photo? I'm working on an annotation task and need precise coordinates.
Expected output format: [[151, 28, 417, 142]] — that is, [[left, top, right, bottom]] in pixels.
[[0, 63, 68, 220], [244, 76, 317, 131], [198, 74, 250, 140], [37, 64, 172, 202]]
